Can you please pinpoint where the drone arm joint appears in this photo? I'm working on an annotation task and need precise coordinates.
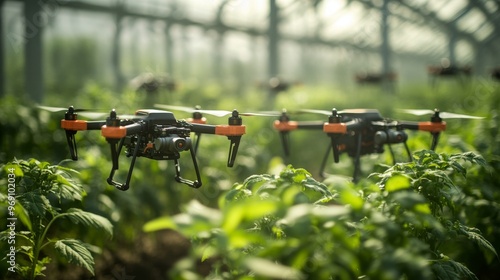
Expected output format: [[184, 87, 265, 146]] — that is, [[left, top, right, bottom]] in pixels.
[[61, 119, 87, 131], [274, 120, 298, 131], [215, 125, 246, 136], [323, 123, 347, 134], [418, 121, 446, 132]]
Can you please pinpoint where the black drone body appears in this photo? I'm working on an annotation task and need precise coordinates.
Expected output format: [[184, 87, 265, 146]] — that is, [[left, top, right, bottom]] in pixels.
[[329, 109, 389, 158], [44, 106, 248, 191], [119, 110, 191, 161], [101, 109, 200, 190]]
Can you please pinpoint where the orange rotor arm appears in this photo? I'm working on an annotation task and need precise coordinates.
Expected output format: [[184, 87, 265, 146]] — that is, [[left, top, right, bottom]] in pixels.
[[101, 125, 128, 139], [323, 123, 348, 134], [215, 125, 246, 136], [417, 121, 446, 132], [273, 120, 299, 131], [61, 119, 87, 131]]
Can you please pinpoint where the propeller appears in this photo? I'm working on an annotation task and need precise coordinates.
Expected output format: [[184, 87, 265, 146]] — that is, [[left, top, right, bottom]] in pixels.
[[37, 105, 107, 119], [398, 109, 484, 119], [154, 104, 280, 117], [296, 108, 378, 116]]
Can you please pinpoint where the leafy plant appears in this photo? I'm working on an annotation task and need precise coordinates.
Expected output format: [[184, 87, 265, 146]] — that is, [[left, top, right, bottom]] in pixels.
[[371, 150, 498, 279], [143, 151, 497, 279], [0, 159, 113, 279]]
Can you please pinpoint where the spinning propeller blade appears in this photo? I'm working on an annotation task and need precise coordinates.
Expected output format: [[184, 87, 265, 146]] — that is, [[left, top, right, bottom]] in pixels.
[[154, 104, 279, 117], [398, 109, 483, 119], [297, 108, 376, 116], [37, 105, 107, 119]]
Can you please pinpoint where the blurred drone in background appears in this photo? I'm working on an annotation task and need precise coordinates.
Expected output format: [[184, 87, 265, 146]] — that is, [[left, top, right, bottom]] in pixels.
[[273, 107, 483, 182]]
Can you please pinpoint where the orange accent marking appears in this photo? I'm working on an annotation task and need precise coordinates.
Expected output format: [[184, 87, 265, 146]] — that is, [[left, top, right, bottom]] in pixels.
[[323, 123, 347, 134], [144, 142, 154, 153], [101, 125, 127, 139], [215, 125, 246, 136], [273, 120, 298, 131], [418, 121, 446, 132], [188, 117, 207, 124], [61, 119, 87, 131]]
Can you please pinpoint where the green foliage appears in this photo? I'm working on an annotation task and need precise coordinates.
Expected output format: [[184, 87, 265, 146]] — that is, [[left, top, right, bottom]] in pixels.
[[144, 152, 497, 279], [0, 159, 113, 279]]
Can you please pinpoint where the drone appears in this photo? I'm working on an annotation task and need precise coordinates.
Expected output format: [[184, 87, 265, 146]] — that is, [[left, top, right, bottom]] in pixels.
[[39, 105, 250, 191], [153, 104, 280, 153], [273, 108, 483, 182]]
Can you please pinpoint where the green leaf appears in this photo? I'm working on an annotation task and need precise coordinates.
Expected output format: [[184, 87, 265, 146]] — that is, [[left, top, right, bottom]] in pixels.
[[143, 216, 178, 232], [33, 256, 52, 278], [54, 239, 95, 275], [53, 172, 83, 201], [432, 259, 478, 280], [17, 190, 52, 218], [3, 163, 24, 177], [391, 192, 426, 209], [385, 174, 410, 192], [15, 202, 32, 231], [242, 174, 274, 192], [242, 199, 279, 220], [201, 244, 218, 262], [340, 189, 363, 210], [458, 224, 498, 257], [243, 257, 305, 280], [60, 208, 113, 238], [185, 200, 222, 225], [224, 188, 252, 204], [222, 203, 244, 233]]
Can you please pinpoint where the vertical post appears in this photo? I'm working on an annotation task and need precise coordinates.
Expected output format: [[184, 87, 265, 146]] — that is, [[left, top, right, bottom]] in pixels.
[[181, 25, 190, 78], [268, 0, 279, 81], [448, 29, 457, 66], [0, 0, 5, 97], [380, 0, 392, 92], [248, 34, 258, 84], [112, 10, 124, 91], [165, 21, 174, 76], [213, 30, 225, 82], [24, 0, 44, 103]]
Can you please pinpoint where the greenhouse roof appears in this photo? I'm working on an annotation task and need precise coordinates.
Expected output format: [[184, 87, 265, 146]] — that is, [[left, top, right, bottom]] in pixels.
[[7, 0, 498, 62], [108, 0, 499, 62], [2, 0, 500, 100]]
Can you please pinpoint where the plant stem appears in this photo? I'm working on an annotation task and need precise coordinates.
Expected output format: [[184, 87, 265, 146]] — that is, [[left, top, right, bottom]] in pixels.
[[29, 214, 61, 280]]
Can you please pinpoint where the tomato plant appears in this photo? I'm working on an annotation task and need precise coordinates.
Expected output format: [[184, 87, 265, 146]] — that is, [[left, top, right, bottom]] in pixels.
[[144, 151, 497, 279], [0, 159, 113, 279]]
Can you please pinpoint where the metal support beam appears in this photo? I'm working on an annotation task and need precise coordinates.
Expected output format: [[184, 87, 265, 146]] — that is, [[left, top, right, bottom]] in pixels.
[[165, 22, 174, 76], [213, 2, 227, 82], [213, 30, 225, 82], [268, 0, 279, 79], [448, 29, 457, 65], [180, 25, 190, 78], [24, 0, 44, 103], [380, 0, 392, 91], [112, 10, 124, 91]]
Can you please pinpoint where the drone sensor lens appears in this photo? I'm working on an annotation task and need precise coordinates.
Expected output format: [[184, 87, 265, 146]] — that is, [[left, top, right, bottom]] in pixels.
[[154, 136, 191, 153]]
